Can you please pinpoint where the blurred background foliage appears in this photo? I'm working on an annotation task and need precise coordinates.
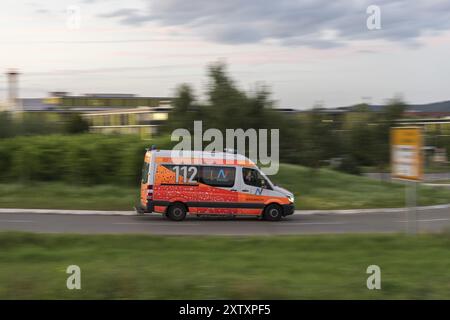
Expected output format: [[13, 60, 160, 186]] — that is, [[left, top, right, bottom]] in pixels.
[[0, 112, 89, 138], [0, 62, 449, 186], [0, 134, 173, 185], [163, 62, 449, 173]]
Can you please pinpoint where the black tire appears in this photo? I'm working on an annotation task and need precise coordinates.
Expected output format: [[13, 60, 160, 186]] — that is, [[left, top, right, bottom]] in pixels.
[[166, 203, 187, 221], [263, 204, 283, 221]]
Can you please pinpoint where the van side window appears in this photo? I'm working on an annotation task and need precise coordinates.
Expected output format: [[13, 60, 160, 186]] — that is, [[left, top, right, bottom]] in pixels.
[[141, 162, 149, 183], [242, 168, 272, 189], [162, 165, 198, 184], [199, 166, 236, 188]]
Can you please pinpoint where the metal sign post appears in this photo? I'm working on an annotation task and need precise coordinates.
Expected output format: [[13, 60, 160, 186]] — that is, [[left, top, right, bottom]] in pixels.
[[404, 180, 418, 234], [391, 127, 423, 235]]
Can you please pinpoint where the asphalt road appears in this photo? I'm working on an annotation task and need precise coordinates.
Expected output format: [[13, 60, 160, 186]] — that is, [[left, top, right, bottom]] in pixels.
[[1, 207, 450, 235]]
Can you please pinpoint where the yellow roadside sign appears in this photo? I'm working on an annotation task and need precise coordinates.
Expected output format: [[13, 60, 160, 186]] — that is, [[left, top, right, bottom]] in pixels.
[[390, 127, 423, 181]]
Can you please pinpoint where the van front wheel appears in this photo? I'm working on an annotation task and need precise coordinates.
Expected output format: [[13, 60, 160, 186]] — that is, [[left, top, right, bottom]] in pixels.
[[166, 203, 187, 221], [263, 204, 283, 221]]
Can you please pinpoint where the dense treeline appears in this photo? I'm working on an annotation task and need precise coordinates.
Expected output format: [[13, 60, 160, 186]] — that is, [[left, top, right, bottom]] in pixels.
[[0, 112, 89, 138], [0, 62, 448, 186], [0, 134, 173, 185], [163, 62, 412, 173]]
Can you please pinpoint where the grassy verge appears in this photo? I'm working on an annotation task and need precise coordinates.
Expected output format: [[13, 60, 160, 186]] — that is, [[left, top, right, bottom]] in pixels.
[[360, 164, 450, 174], [272, 164, 450, 209], [1, 232, 450, 299], [0, 183, 138, 211], [1, 164, 450, 210]]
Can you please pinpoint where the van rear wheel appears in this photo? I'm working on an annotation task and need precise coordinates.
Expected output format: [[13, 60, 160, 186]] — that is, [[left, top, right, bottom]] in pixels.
[[263, 204, 283, 221], [166, 203, 187, 221]]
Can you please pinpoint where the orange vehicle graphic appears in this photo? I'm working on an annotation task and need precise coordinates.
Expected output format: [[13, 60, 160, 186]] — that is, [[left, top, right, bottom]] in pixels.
[[139, 149, 295, 221]]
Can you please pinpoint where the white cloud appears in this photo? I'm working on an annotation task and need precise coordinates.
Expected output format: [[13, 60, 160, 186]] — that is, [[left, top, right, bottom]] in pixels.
[[100, 0, 450, 48]]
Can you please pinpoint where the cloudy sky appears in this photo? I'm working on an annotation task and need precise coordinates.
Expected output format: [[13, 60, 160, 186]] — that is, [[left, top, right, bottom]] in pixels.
[[1, 0, 450, 108]]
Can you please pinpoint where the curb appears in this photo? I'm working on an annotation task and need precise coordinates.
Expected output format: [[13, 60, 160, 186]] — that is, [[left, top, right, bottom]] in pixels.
[[295, 203, 450, 215], [423, 183, 450, 187], [0, 204, 449, 216], [0, 208, 137, 216]]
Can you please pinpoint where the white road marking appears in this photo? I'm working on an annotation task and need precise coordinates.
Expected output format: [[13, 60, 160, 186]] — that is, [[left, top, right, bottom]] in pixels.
[[0, 220, 33, 223], [279, 222, 345, 226], [112, 222, 202, 226], [395, 218, 450, 223], [113, 221, 346, 226], [1, 203, 449, 216]]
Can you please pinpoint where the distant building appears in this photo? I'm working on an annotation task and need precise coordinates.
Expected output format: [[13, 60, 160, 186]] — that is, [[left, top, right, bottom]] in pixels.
[[21, 92, 172, 112], [55, 93, 172, 111], [82, 105, 172, 139], [18, 92, 173, 139], [2, 70, 174, 138], [394, 117, 450, 138]]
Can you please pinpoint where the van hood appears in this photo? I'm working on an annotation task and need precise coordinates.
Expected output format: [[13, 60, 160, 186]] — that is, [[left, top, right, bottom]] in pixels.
[[273, 185, 293, 198]]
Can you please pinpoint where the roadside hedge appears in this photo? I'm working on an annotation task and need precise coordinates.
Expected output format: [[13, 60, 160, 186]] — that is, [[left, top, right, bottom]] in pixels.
[[0, 134, 173, 185]]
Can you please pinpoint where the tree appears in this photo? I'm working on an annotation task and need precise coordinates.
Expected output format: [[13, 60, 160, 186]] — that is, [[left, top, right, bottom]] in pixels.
[[0, 112, 14, 138], [371, 98, 407, 168], [164, 84, 201, 133], [65, 113, 89, 134]]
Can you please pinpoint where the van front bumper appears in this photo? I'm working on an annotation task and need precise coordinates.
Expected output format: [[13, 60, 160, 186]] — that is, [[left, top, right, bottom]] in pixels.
[[282, 204, 295, 216]]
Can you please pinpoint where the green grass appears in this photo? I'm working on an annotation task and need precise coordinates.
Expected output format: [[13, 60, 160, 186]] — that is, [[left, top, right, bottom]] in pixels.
[[1, 164, 450, 210], [0, 183, 138, 211], [361, 164, 450, 174], [1, 232, 450, 299], [272, 164, 450, 209]]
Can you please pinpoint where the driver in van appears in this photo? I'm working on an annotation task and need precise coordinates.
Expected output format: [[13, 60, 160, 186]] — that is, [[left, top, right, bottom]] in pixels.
[[244, 169, 253, 185]]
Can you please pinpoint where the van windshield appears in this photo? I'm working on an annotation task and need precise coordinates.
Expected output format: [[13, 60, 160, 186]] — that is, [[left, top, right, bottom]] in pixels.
[[242, 168, 272, 190]]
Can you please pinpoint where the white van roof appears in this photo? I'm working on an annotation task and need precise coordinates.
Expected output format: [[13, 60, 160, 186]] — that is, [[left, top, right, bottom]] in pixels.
[[148, 149, 256, 166]]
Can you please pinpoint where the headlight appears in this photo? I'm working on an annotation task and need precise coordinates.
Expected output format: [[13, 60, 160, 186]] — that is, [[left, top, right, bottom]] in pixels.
[[288, 195, 294, 203]]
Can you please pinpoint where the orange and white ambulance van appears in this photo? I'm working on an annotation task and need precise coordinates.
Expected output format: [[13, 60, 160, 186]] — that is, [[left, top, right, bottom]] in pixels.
[[139, 149, 294, 221]]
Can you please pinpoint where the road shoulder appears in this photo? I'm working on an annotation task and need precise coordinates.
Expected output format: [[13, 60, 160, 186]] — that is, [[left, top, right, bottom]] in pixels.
[[1, 203, 449, 216]]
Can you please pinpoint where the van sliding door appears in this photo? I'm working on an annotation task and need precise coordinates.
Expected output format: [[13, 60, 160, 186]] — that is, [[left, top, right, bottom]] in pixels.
[[196, 166, 239, 214]]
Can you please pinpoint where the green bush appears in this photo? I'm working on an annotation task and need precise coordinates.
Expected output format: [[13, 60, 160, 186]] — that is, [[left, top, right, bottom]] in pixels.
[[64, 113, 89, 134], [336, 155, 361, 175], [0, 111, 91, 138], [0, 134, 173, 185]]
